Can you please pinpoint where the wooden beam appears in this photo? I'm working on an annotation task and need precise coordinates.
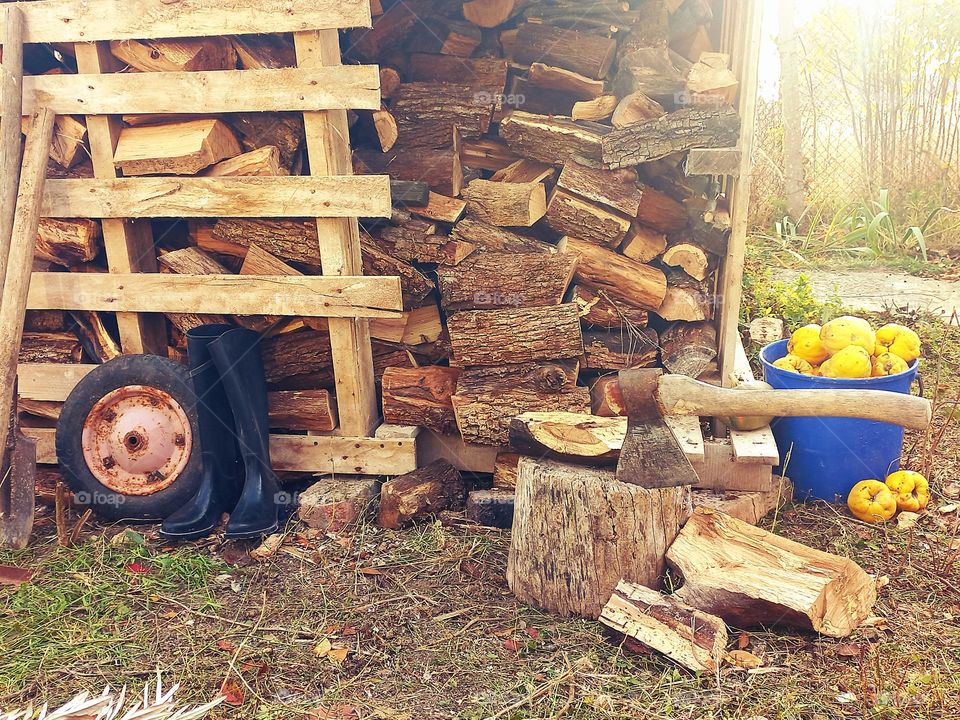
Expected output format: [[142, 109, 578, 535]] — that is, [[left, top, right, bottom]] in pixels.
[[23, 66, 380, 115], [18, 362, 94, 402], [74, 41, 166, 355], [26, 427, 416, 475], [0, 0, 372, 44], [295, 29, 380, 436], [685, 147, 741, 176], [26, 272, 403, 318], [40, 176, 392, 218]]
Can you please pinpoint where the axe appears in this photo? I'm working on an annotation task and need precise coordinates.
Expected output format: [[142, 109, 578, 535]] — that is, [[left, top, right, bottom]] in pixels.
[[615, 368, 932, 489]]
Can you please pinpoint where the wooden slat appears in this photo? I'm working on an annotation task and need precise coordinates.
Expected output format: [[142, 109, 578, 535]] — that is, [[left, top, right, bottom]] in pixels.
[[19, 362, 95, 401], [26, 272, 403, 318], [729, 426, 779, 464], [685, 147, 741, 176], [24, 66, 380, 115], [692, 440, 774, 491], [41, 176, 392, 219], [295, 29, 380, 437], [74, 41, 167, 355], [664, 415, 705, 463], [0, 0, 371, 44], [26, 427, 417, 475]]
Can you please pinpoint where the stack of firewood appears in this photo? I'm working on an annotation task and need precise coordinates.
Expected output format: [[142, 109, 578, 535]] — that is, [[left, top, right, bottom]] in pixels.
[[19, 0, 738, 446]]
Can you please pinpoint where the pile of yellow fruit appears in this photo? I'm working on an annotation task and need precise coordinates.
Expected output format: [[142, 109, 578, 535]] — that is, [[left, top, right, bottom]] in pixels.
[[847, 471, 930, 523], [773, 317, 921, 379]]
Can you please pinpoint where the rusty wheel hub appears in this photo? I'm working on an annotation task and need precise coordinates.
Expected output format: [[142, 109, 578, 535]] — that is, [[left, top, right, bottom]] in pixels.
[[81, 385, 193, 496]]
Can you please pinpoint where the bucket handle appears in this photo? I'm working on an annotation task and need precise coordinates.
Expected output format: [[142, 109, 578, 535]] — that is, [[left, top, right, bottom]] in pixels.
[[915, 371, 924, 399]]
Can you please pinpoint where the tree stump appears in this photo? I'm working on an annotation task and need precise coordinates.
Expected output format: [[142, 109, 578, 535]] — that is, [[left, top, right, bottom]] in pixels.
[[507, 458, 691, 618]]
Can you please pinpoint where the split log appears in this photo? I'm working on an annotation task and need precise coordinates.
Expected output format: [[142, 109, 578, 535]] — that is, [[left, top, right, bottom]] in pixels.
[[490, 158, 554, 184], [23, 115, 88, 169], [677, 214, 731, 256], [412, 18, 482, 57], [379, 67, 402, 99], [570, 285, 649, 329], [410, 192, 467, 224], [35, 219, 102, 266], [662, 242, 709, 280], [298, 476, 381, 533], [114, 119, 242, 176], [360, 106, 398, 152], [613, 46, 686, 99], [544, 189, 631, 247], [438, 252, 577, 311], [447, 304, 583, 365], [599, 580, 728, 673], [527, 63, 605, 99], [667, 509, 877, 637], [499, 111, 605, 166], [450, 218, 553, 254], [602, 107, 740, 169], [24, 310, 66, 333], [207, 219, 322, 267], [238, 243, 301, 276], [392, 82, 494, 149], [19, 332, 83, 364], [377, 459, 466, 529], [572, 95, 618, 122], [581, 328, 659, 370], [465, 489, 515, 528], [461, 179, 546, 227], [589, 374, 624, 416], [655, 269, 712, 322], [660, 321, 716, 377], [19, 398, 62, 421], [268, 390, 337, 431], [686, 52, 738, 104], [200, 145, 284, 177], [157, 246, 234, 331], [611, 91, 666, 128], [493, 451, 522, 489], [556, 162, 643, 217], [635, 184, 689, 233], [558, 236, 666, 311], [692, 478, 794, 526], [507, 458, 690, 618], [360, 239, 435, 308], [512, 23, 616, 80], [262, 329, 332, 387], [407, 54, 509, 94], [381, 366, 461, 434], [110, 37, 236, 72], [228, 112, 304, 172], [231, 34, 297, 70], [460, 136, 520, 172], [355, 145, 463, 197], [369, 304, 444, 345], [508, 412, 625, 465], [462, 0, 517, 27], [71, 311, 121, 362], [619, 223, 667, 263]]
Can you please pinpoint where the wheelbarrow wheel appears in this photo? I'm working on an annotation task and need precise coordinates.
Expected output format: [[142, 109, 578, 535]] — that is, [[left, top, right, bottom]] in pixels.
[[56, 355, 203, 521]]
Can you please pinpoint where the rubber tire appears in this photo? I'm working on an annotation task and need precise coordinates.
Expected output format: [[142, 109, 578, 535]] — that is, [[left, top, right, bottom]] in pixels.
[[56, 355, 203, 522]]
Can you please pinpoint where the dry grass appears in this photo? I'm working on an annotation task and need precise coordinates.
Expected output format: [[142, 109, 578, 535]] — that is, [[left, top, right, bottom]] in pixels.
[[1, 320, 959, 720]]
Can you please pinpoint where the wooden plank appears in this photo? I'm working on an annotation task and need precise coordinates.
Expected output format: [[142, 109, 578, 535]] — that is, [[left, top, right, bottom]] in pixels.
[[295, 29, 380, 437], [729, 426, 779, 464], [664, 415, 705, 463], [0, 0, 372, 44], [74, 41, 166, 355], [691, 440, 774, 491], [23, 66, 380, 115], [0, 5, 24, 294], [685, 147, 741, 176], [717, 0, 763, 386], [26, 427, 417, 475], [26, 272, 403, 318], [19, 362, 94, 401], [416, 428, 501, 473], [41, 176, 392, 218]]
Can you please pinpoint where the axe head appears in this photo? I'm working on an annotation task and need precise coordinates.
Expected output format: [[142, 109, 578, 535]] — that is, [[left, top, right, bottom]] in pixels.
[[615, 368, 698, 489]]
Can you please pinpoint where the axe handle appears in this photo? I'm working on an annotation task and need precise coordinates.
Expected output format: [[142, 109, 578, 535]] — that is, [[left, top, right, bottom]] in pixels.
[[656, 374, 932, 430]]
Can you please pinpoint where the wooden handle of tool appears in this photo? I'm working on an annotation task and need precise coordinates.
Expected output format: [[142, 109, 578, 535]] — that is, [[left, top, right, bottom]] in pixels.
[[656, 374, 932, 430]]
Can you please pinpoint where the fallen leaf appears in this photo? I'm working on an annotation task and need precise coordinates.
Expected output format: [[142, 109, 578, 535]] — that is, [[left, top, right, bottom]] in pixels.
[[0, 565, 32, 586], [836, 691, 858, 704], [158, 610, 177, 619], [860, 616, 888, 629], [876, 575, 890, 588], [725, 650, 763, 669], [524, 627, 540, 640], [503, 638, 521, 652], [327, 646, 349, 665], [313, 638, 332, 658], [240, 659, 270, 677], [219, 679, 245, 706], [125, 562, 152, 574], [836, 643, 861, 657], [939, 504, 957, 514], [216, 639, 238, 653], [897, 512, 921, 530], [737, 632, 750, 650], [250, 534, 284, 560], [358, 567, 385, 576], [310, 705, 359, 720], [942, 482, 960, 499]]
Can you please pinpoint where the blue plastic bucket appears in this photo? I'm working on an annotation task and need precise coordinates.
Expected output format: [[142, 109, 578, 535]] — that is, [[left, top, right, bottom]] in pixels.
[[759, 338, 918, 501]]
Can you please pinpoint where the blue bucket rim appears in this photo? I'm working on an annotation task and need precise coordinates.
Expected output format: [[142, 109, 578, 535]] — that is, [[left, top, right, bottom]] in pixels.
[[760, 338, 918, 386]]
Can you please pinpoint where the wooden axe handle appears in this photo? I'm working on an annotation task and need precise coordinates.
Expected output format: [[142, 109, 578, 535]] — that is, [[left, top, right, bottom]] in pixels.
[[656, 374, 932, 430]]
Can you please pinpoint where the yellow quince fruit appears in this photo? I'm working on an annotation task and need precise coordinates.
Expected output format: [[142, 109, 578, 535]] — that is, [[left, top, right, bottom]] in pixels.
[[848, 479, 897, 523], [884, 470, 929, 512], [820, 345, 872, 379], [875, 323, 921, 363], [787, 324, 829, 365], [872, 352, 909, 377], [820, 316, 876, 356], [772, 354, 815, 375]]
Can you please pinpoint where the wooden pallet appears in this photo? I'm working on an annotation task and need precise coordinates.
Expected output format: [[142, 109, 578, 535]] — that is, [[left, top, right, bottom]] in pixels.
[[8, 0, 416, 472]]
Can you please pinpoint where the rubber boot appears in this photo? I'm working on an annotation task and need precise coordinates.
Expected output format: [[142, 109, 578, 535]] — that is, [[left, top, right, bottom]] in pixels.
[[208, 327, 283, 540], [160, 324, 243, 540]]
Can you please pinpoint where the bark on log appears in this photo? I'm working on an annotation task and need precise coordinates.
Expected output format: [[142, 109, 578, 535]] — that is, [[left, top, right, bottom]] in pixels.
[[355, 145, 463, 197], [407, 54, 509, 94], [268, 390, 337, 431], [667, 509, 878, 637], [570, 285, 650, 329], [660, 321, 716, 377], [512, 23, 617, 79], [462, 179, 547, 227], [207, 218, 322, 267], [392, 82, 494, 149], [450, 218, 554, 254], [381, 366, 461, 434], [231, 34, 297, 70], [499, 111, 605, 167], [377, 459, 466, 529], [602, 107, 740, 169], [411, 18, 482, 57], [360, 238, 436, 309], [447, 304, 583, 366], [35, 218, 102, 266], [635, 184, 689, 233], [20, 332, 83, 364], [113, 119, 242, 176], [581, 328, 659, 370], [558, 236, 666, 311], [544, 189, 631, 247], [228, 112, 304, 172], [599, 580, 728, 673], [556, 162, 643, 217], [508, 458, 691, 617], [438, 252, 577, 311], [465, 488, 515, 528]]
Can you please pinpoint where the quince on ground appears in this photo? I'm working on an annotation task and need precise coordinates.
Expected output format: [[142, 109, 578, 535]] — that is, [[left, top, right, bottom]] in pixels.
[[884, 470, 929, 512], [847, 479, 897, 523]]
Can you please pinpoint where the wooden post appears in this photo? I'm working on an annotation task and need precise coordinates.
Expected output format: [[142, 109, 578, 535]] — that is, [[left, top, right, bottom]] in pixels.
[[0, 5, 25, 294], [294, 29, 380, 436], [74, 42, 166, 355]]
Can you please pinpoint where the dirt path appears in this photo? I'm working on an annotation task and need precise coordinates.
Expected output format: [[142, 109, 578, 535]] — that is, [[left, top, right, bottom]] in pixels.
[[775, 269, 960, 317]]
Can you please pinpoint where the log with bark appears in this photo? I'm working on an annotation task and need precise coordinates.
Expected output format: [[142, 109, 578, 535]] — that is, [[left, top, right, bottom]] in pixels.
[[557, 236, 666, 311], [392, 82, 494, 149], [461, 179, 547, 227], [659, 321, 717, 377], [113, 119, 242, 176], [570, 285, 650, 329], [438, 252, 577, 311], [381, 366, 461, 434], [544, 189, 631, 247], [35, 218, 102, 266], [581, 328, 659, 371], [377, 459, 466, 529], [507, 458, 691, 618], [447, 304, 583, 366]]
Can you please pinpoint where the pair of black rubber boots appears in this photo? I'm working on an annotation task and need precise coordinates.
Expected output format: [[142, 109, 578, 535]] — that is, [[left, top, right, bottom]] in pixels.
[[160, 324, 281, 541]]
